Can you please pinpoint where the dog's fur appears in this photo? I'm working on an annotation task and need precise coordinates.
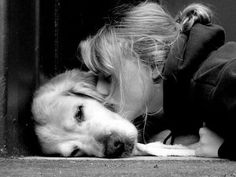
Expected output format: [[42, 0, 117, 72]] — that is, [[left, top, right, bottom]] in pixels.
[[32, 69, 196, 158], [32, 70, 138, 157]]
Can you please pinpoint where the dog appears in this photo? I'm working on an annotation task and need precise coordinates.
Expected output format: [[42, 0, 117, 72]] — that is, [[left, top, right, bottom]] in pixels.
[[32, 70, 138, 157], [32, 69, 196, 158]]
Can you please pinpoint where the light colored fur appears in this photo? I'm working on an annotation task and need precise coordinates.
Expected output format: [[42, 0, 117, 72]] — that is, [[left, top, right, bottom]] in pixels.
[[32, 70, 138, 157], [32, 70, 196, 157]]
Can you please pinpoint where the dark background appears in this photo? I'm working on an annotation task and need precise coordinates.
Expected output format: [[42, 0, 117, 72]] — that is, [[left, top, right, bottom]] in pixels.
[[0, 0, 235, 156], [40, 0, 236, 77]]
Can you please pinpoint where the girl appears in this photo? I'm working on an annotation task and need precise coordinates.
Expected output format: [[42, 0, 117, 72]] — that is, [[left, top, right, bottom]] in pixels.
[[79, 1, 236, 160]]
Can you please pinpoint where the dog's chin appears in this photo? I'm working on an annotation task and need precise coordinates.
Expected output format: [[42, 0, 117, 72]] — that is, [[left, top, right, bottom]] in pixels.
[[38, 127, 138, 158], [44, 135, 137, 158]]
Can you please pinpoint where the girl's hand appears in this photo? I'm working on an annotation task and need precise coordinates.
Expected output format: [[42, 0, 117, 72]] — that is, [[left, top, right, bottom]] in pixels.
[[188, 127, 224, 158]]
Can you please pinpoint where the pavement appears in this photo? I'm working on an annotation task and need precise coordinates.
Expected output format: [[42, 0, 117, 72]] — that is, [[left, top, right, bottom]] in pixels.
[[1, 156, 236, 177]]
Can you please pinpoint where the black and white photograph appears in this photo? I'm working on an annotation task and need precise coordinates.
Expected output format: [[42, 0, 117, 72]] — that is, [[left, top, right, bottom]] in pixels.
[[0, 0, 236, 176]]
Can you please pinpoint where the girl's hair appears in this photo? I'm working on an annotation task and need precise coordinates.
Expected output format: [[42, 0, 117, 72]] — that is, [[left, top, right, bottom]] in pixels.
[[176, 3, 213, 32], [79, 1, 213, 113]]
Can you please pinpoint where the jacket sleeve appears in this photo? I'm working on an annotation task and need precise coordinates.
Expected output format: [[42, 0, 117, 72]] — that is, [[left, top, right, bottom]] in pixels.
[[212, 53, 236, 160]]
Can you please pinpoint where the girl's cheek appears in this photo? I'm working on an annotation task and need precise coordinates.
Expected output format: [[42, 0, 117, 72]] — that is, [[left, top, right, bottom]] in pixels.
[[96, 78, 110, 96]]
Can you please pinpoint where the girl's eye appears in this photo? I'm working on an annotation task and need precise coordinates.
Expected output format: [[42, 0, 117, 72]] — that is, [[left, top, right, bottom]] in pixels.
[[74, 105, 84, 123], [104, 75, 112, 83], [104, 103, 116, 112]]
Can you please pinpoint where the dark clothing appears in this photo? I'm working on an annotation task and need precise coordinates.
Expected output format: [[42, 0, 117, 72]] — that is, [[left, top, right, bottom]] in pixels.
[[162, 23, 236, 160]]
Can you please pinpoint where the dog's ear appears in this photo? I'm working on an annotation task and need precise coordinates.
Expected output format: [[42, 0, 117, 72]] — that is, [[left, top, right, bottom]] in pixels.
[[66, 86, 105, 103], [64, 70, 105, 103]]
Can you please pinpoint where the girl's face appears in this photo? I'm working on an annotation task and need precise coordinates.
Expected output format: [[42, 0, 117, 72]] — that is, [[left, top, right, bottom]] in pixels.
[[96, 59, 163, 121]]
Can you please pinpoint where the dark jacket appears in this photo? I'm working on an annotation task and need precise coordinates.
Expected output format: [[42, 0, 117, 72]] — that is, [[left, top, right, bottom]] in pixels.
[[162, 23, 236, 160]]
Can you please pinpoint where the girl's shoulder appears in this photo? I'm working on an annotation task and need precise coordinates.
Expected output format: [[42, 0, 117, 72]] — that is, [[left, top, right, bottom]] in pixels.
[[163, 23, 226, 81], [193, 41, 236, 92]]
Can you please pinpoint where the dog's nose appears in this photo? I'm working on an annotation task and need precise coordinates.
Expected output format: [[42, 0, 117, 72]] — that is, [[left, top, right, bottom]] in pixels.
[[106, 137, 125, 157], [101, 132, 135, 158]]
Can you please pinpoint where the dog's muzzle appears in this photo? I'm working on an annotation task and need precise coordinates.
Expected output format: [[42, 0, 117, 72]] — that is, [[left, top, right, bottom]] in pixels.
[[98, 132, 135, 158]]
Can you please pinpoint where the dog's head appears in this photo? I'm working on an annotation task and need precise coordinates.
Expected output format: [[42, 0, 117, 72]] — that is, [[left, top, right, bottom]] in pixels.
[[32, 70, 138, 158]]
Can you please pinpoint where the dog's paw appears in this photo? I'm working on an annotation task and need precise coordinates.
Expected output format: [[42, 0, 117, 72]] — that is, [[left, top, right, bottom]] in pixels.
[[134, 142, 196, 157]]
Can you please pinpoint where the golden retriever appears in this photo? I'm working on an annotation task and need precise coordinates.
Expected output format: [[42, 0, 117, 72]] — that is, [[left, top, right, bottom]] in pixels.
[[32, 70, 195, 157], [32, 70, 138, 157]]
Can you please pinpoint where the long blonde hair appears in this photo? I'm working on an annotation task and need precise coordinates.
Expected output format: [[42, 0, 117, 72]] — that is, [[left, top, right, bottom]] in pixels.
[[79, 1, 212, 112]]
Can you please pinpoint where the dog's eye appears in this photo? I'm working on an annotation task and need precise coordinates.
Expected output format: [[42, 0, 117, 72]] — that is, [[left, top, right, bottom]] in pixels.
[[70, 147, 84, 157], [70, 148, 80, 157], [74, 105, 84, 123]]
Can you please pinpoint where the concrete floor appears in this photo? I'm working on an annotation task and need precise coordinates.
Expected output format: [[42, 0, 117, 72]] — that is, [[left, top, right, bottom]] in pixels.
[[1, 156, 236, 177]]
